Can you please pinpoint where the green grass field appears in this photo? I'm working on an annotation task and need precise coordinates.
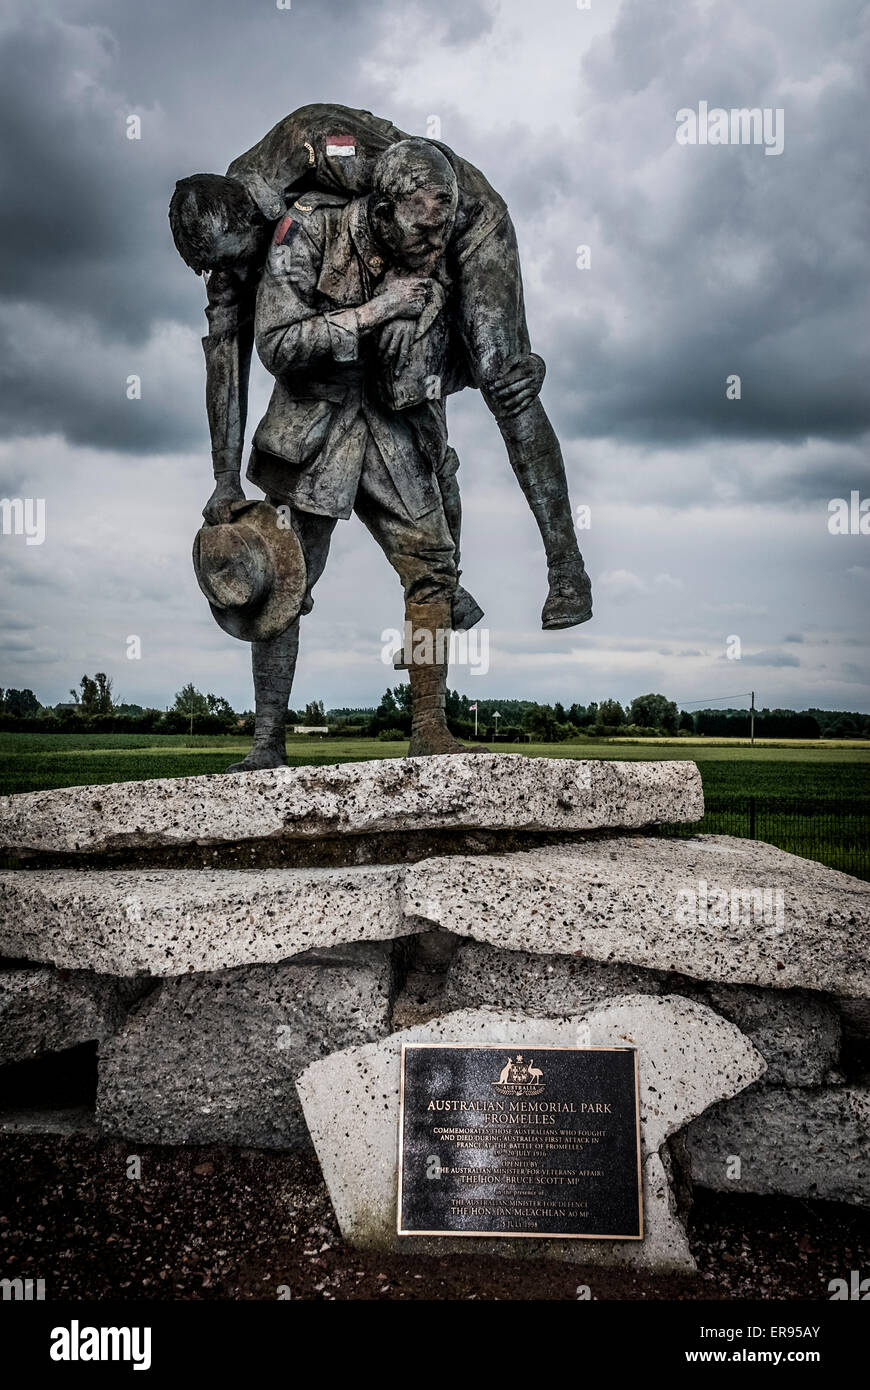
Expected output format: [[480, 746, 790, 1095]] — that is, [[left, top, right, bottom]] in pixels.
[[1, 731, 867, 798], [1, 732, 867, 876]]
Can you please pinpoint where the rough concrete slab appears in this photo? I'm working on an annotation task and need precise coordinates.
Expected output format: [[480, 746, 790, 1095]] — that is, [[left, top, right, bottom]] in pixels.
[[687, 1085, 870, 1207], [444, 941, 670, 1015], [444, 944, 842, 1087], [700, 983, 841, 1088], [4, 834, 867, 994], [406, 835, 870, 997], [97, 945, 395, 1148], [0, 864, 407, 976], [0, 966, 127, 1064], [0, 754, 703, 855], [295, 996, 765, 1272]]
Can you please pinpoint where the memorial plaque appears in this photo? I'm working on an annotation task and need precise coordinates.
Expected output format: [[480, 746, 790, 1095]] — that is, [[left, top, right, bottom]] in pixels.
[[398, 1044, 642, 1239]]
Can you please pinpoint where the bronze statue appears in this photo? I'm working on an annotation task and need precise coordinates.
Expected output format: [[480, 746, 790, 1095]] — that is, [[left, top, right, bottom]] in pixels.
[[172, 105, 592, 770]]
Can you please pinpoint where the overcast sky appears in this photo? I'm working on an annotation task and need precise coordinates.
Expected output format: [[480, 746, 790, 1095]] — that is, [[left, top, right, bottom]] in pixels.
[[0, 0, 868, 714]]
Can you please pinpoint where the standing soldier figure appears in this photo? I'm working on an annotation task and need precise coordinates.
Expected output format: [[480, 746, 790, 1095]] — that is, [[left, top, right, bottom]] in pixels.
[[192, 141, 487, 768]]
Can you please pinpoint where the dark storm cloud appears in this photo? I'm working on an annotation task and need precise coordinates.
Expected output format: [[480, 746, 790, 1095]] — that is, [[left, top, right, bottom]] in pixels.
[[540, 0, 870, 447], [0, 0, 385, 450], [0, 0, 866, 459]]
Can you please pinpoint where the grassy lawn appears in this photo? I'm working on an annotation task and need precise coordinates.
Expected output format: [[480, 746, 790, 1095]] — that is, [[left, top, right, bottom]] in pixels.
[[1, 732, 867, 876], [0, 732, 867, 798]]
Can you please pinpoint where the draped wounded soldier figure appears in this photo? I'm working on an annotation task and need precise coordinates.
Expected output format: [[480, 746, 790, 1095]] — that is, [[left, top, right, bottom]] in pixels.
[[171, 107, 593, 768]]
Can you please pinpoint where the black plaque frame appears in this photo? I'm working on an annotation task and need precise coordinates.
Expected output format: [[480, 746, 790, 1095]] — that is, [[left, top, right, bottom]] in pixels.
[[397, 1043, 643, 1240]]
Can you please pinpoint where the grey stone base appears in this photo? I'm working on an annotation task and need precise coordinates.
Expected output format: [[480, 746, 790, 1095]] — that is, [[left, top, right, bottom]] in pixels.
[[407, 836, 870, 996], [97, 943, 395, 1149], [0, 751, 866, 1230], [0, 754, 704, 856], [2, 836, 867, 995], [687, 1084, 870, 1207], [0, 965, 128, 1064]]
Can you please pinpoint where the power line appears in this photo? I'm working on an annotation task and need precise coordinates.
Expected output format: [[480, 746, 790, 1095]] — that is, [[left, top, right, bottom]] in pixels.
[[678, 690, 758, 746], [677, 693, 753, 707]]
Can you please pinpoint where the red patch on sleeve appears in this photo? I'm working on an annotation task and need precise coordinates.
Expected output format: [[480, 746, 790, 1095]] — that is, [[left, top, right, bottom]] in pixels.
[[273, 214, 294, 246]]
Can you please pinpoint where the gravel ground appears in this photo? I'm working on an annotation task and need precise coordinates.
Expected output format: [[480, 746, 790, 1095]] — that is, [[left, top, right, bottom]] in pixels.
[[0, 1134, 866, 1301]]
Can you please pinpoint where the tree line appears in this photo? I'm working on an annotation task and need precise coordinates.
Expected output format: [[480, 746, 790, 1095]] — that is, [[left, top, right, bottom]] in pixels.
[[361, 691, 868, 741], [0, 678, 867, 740]]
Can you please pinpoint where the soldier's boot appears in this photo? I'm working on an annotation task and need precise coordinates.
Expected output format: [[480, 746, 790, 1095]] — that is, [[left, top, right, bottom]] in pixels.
[[405, 599, 485, 757], [226, 619, 299, 773], [452, 584, 485, 632], [392, 582, 484, 670], [495, 399, 593, 630]]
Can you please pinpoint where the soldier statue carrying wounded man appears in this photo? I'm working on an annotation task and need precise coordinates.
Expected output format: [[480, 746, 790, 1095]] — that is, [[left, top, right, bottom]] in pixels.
[[170, 104, 592, 770]]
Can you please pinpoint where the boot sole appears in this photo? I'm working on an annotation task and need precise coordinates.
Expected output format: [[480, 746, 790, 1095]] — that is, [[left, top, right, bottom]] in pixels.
[[542, 607, 593, 630], [453, 602, 485, 631]]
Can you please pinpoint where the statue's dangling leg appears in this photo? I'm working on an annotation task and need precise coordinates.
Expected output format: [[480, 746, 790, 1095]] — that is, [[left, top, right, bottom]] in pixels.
[[493, 397, 592, 630], [457, 211, 593, 630]]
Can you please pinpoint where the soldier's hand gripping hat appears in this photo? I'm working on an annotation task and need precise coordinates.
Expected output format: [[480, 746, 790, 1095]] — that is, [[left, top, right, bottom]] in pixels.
[[192, 500, 307, 641]]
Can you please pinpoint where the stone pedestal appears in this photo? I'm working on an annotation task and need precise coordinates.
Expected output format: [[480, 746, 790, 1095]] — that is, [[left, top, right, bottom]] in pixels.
[[0, 753, 867, 1271]]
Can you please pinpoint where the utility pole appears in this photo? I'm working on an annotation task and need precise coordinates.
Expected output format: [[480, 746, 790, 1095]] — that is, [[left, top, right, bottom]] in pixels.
[[750, 690, 755, 746]]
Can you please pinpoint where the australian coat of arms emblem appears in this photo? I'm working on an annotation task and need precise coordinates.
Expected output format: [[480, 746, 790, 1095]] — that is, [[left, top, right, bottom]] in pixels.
[[492, 1054, 546, 1097]]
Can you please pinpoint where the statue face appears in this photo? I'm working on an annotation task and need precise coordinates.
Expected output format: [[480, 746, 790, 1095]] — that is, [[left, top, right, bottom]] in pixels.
[[378, 187, 456, 270]]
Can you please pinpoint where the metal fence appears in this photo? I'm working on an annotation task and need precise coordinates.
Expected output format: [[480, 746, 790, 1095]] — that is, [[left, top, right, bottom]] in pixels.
[[653, 796, 870, 880]]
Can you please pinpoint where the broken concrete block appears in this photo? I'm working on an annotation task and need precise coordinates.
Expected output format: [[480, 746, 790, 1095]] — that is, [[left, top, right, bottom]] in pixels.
[[0, 754, 703, 855], [0, 965, 126, 1064], [405, 836, 870, 997], [444, 941, 669, 1015], [0, 864, 407, 976], [700, 983, 840, 1088], [687, 1084, 870, 1207], [97, 944, 395, 1148]]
